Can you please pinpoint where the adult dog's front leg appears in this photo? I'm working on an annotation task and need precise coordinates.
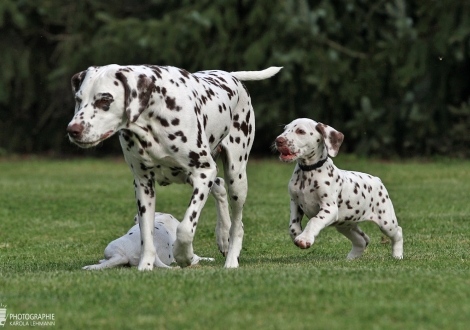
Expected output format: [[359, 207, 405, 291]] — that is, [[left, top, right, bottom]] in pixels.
[[294, 203, 338, 249], [173, 167, 217, 267], [134, 177, 157, 271]]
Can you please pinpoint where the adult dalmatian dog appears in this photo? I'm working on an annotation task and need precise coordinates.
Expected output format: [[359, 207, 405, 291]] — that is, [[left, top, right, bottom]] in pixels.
[[67, 64, 281, 269], [275, 118, 403, 259], [82, 177, 228, 270]]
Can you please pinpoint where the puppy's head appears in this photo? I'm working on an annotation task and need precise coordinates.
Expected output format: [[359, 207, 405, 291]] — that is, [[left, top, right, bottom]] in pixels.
[[275, 118, 344, 162]]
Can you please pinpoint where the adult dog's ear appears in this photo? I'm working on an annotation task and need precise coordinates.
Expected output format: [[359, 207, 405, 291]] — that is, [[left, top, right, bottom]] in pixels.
[[315, 122, 344, 157], [71, 70, 87, 93], [115, 71, 155, 123]]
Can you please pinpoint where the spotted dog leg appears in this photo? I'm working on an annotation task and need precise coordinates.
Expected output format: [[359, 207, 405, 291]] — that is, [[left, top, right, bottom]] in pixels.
[[372, 200, 403, 259], [224, 174, 246, 268], [220, 157, 249, 268], [295, 203, 339, 249], [212, 177, 231, 256], [390, 226, 404, 259], [173, 166, 218, 267], [335, 225, 370, 259], [134, 177, 157, 271], [378, 221, 403, 259], [289, 199, 304, 241]]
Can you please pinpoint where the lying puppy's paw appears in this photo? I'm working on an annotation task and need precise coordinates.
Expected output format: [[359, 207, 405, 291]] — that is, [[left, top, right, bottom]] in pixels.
[[82, 264, 104, 270]]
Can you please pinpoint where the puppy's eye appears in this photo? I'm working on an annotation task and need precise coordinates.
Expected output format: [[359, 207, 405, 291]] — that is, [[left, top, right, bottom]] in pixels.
[[75, 97, 82, 103], [296, 128, 306, 135]]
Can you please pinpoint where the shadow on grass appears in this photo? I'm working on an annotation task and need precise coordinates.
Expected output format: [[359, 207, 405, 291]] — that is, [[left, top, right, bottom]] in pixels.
[[240, 252, 346, 266]]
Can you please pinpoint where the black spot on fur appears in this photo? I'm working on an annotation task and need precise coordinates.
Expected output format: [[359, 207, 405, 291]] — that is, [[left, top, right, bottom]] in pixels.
[[188, 151, 201, 168], [157, 116, 169, 127]]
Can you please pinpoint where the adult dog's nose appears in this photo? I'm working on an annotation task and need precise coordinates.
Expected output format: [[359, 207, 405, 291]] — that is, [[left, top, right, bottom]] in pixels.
[[275, 136, 286, 146], [67, 123, 84, 139]]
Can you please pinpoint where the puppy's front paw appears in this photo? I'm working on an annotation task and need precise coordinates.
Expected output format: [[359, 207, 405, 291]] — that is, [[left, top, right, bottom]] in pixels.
[[191, 255, 215, 266], [82, 264, 103, 270], [294, 235, 314, 249]]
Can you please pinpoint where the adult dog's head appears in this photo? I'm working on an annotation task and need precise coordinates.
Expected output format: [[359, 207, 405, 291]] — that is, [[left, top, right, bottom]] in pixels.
[[67, 65, 156, 148]]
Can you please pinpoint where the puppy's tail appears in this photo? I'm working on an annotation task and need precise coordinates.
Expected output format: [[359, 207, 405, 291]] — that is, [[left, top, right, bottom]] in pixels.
[[231, 67, 282, 81]]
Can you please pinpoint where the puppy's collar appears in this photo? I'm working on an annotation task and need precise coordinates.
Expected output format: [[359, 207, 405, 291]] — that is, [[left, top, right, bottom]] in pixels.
[[298, 157, 328, 172]]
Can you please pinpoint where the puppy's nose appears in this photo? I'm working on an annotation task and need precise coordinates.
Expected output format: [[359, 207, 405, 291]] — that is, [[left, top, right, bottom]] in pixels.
[[67, 123, 84, 139], [275, 136, 286, 146]]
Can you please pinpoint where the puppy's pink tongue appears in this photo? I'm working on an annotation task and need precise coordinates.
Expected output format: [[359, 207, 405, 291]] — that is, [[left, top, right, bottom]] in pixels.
[[280, 152, 296, 160]]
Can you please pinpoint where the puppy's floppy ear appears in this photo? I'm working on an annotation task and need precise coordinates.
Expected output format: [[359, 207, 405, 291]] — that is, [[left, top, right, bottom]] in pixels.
[[71, 70, 88, 93], [315, 122, 344, 157], [115, 70, 155, 123]]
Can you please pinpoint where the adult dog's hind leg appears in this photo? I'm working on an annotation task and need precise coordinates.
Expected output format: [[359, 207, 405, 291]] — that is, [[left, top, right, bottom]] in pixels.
[[223, 168, 247, 268], [173, 165, 218, 268], [212, 177, 231, 256], [220, 117, 253, 268]]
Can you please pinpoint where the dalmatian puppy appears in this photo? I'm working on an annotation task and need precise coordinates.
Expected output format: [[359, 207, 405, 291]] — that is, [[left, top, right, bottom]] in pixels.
[[67, 64, 282, 270], [275, 118, 403, 259], [82, 212, 213, 270], [83, 177, 229, 270]]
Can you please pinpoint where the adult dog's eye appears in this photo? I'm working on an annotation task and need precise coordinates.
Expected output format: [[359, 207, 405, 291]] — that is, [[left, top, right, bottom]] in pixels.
[[94, 98, 113, 111], [296, 128, 306, 135]]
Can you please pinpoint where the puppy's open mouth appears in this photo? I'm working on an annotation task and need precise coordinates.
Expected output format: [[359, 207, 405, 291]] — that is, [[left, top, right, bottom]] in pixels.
[[70, 130, 115, 148], [277, 147, 297, 161]]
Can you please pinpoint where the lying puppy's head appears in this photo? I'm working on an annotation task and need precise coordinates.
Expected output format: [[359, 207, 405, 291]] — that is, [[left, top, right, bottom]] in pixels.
[[274, 118, 344, 163]]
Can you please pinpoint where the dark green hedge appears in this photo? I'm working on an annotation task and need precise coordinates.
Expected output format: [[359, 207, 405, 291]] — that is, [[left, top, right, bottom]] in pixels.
[[1, 0, 469, 157]]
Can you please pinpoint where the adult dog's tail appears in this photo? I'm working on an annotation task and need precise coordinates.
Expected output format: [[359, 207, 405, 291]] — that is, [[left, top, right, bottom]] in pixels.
[[231, 67, 282, 81]]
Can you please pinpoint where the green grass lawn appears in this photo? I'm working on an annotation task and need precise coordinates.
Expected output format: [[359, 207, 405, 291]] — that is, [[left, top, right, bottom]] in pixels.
[[0, 156, 469, 329]]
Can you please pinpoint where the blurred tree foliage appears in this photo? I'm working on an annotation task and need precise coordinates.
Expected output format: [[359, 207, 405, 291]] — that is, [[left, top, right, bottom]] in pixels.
[[0, 0, 469, 157]]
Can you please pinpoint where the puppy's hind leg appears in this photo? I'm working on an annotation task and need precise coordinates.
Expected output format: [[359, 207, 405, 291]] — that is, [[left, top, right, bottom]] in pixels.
[[83, 254, 129, 270], [336, 225, 370, 260], [379, 224, 403, 259], [391, 226, 404, 259], [377, 211, 403, 259], [154, 254, 171, 269]]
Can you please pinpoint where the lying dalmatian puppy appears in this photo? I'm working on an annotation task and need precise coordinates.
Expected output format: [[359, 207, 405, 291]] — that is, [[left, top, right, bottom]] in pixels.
[[82, 213, 191, 269], [83, 177, 229, 269], [275, 118, 403, 259], [67, 64, 282, 269], [82, 212, 213, 270]]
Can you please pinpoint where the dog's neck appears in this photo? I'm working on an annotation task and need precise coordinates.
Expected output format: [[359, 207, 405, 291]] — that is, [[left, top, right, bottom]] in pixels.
[[297, 147, 328, 172]]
